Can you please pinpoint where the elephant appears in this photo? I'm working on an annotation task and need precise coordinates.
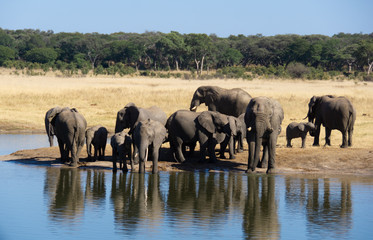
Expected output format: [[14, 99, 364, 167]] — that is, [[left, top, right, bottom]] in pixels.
[[218, 114, 246, 156], [245, 97, 284, 174], [111, 130, 132, 172], [190, 86, 252, 117], [286, 122, 315, 148], [115, 102, 167, 134], [132, 119, 168, 174], [85, 125, 108, 161], [166, 110, 236, 163], [45, 106, 62, 147], [306, 95, 356, 148], [46, 107, 87, 167]]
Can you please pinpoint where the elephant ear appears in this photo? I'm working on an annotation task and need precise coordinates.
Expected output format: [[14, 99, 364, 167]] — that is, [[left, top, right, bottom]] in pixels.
[[127, 106, 140, 128], [47, 107, 63, 125], [197, 111, 216, 134]]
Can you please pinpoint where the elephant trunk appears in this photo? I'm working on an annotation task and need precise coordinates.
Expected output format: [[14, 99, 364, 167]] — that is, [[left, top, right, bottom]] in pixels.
[[190, 99, 200, 111], [47, 124, 54, 147], [115, 118, 123, 133], [86, 136, 92, 158]]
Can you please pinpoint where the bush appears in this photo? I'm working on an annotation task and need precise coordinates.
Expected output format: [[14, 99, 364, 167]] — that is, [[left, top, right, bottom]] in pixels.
[[0, 46, 16, 65], [24, 48, 58, 64], [287, 62, 310, 79]]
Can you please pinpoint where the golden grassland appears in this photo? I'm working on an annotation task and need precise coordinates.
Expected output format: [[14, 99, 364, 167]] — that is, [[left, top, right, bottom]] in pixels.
[[1, 69, 373, 148]]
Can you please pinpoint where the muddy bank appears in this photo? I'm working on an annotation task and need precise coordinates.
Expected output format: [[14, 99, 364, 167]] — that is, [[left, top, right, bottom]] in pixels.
[[1, 145, 372, 175]]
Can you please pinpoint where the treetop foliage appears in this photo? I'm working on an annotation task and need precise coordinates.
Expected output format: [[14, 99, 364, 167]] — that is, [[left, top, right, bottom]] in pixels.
[[0, 28, 372, 79]]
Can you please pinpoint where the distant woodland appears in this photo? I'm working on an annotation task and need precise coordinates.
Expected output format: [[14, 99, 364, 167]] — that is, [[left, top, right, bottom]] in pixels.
[[0, 29, 372, 80]]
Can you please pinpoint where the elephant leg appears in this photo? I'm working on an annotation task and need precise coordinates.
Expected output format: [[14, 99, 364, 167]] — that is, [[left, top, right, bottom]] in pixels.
[[102, 144, 106, 160], [348, 127, 353, 147], [219, 140, 227, 159], [57, 138, 66, 162], [313, 125, 321, 146], [199, 140, 208, 163], [266, 136, 277, 174], [94, 147, 98, 161], [341, 131, 348, 148], [246, 137, 256, 173], [237, 134, 244, 153], [121, 157, 128, 172], [112, 150, 118, 173], [228, 136, 235, 159], [325, 128, 331, 146], [207, 140, 218, 163], [258, 144, 268, 168], [301, 136, 306, 148], [71, 143, 79, 167], [286, 138, 292, 148], [174, 138, 186, 163], [152, 147, 160, 174]]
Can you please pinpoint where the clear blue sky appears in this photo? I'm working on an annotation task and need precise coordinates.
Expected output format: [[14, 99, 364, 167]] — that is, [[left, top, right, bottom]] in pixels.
[[1, 0, 372, 37]]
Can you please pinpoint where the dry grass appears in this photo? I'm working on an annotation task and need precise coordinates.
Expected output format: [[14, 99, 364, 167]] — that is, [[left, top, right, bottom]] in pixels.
[[1, 71, 373, 148]]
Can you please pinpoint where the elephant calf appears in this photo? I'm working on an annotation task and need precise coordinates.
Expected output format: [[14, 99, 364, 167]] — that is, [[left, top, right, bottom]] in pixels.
[[111, 130, 132, 172], [86, 125, 108, 161], [286, 122, 315, 148], [133, 119, 167, 174]]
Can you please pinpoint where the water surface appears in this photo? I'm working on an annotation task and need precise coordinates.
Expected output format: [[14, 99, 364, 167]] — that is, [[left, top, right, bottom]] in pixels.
[[0, 162, 372, 240]]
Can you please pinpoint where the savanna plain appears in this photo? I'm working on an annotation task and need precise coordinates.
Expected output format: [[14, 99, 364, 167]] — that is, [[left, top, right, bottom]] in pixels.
[[1, 70, 372, 175]]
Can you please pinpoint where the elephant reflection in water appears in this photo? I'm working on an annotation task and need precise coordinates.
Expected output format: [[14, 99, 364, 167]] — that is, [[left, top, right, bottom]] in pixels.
[[45, 168, 84, 222], [110, 173, 164, 232], [166, 172, 246, 224], [44, 168, 108, 222], [242, 175, 280, 240], [284, 177, 352, 237], [84, 170, 106, 205]]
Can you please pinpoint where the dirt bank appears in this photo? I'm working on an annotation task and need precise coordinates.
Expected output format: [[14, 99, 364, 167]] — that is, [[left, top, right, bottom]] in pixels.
[[1, 145, 372, 175]]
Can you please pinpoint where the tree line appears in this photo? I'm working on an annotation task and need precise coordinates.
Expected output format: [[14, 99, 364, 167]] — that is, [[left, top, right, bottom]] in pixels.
[[0, 28, 372, 80]]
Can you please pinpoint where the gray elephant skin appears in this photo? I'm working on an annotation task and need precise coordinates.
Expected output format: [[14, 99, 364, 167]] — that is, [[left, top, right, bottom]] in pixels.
[[46, 107, 87, 167], [133, 119, 168, 173], [166, 110, 236, 163], [245, 97, 284, 174], [190, 86, 252, 117], [115, 102, 167, 133], [45, 106, 62, 147], [86, 125, 108, 161], [286, 122, 315, 148], [111, 130, 132, 172], [306, 95, 356, 148]]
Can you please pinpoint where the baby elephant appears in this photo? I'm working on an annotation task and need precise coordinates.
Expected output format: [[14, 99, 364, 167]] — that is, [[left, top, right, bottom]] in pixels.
[[86, 125, 108, 161], [133, 119, 167, 174], [286, 122, 316, 148], [111, 130, 132, 172]]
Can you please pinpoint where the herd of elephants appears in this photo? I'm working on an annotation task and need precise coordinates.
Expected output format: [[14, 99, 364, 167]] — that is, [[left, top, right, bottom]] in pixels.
[[44, 86, 356, 174]]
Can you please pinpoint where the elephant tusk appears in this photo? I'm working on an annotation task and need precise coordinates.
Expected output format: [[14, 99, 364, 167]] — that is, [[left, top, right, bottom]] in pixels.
[[247, 127, 252, 132], [191, 106, 197, 111]]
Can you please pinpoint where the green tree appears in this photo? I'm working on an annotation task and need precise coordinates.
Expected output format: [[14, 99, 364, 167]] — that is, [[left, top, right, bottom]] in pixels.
[[355, 40, 373, 75], [0, 45, 16, 65], [24, 47, 58, 63], [185, 33, 213, 75]]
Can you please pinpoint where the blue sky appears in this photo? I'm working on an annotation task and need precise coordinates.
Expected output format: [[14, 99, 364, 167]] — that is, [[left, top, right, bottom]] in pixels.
[[1, 0, 372, 37]]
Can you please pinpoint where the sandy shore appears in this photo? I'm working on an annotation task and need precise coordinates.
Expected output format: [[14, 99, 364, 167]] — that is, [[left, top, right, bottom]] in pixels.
[[1, 145, 372, 175]]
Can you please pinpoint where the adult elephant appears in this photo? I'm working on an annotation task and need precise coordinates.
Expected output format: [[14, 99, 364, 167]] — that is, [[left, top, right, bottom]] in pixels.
[[115, 102, 167, 133], [46, 107, 87, 167], [45, 106, 62, 147], [190, 86, 252, 117], [133, 119, 168, 174], [306, 95, 356, 148], [167, 110, 236, 163], [245, 97, 284, 174]]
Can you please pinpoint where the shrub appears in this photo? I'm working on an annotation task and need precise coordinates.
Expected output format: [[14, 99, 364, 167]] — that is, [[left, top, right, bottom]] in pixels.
[[287, 62, 310, 79], [24, 48, 58, 64]]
